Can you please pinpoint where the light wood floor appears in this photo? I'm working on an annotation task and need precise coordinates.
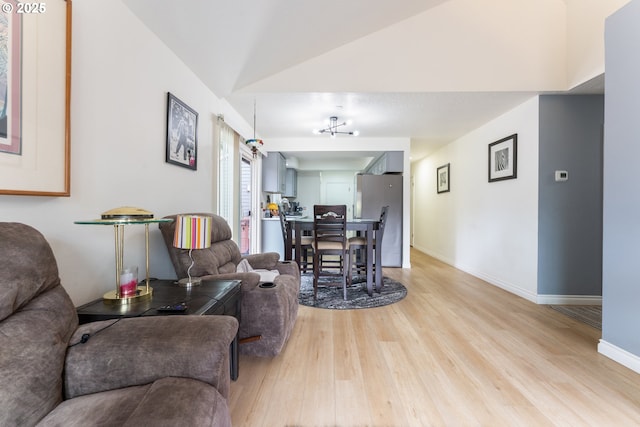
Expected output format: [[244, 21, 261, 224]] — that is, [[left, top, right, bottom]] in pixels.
[[228, 248, 640, 426]]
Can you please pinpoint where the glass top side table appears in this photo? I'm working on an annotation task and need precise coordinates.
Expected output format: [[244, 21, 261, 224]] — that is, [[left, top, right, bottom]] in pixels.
[[75, 216, 173, 305]]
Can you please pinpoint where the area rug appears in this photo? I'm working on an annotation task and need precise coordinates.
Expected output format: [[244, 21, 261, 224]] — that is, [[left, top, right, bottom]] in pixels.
[[549, 305, 602, 330], [298, 274, 407, 309]]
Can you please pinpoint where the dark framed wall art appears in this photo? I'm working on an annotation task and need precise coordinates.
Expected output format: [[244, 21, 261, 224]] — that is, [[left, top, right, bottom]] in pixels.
[[488, 134, 517, 182], [437, 163, 450, 193], [166, 92, 198, 170]]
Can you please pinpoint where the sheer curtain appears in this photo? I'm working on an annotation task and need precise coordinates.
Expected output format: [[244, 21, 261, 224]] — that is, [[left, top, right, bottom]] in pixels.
[[218, 121, 235, 225]]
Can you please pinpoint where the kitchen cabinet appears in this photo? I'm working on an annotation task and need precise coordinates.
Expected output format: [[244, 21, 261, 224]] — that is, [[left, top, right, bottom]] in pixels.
[[262, 152, 286, 193], [365, 151, 403, 174], [284, 168, 297, 197]]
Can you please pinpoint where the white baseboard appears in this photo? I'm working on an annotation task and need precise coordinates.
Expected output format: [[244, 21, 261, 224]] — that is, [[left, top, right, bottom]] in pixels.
[[469, 269, 539, 303], [418, 248, 539, 302], [536, 295, 602, 305], [598, 340, 640, 375], [415, 247, 601, 305]]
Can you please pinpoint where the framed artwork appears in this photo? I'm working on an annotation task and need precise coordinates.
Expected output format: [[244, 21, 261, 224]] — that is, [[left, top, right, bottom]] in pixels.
[[437, 163, 450, 193], [488, 134, 517, 182], [0, 0, 72, 196], [166, 92, 198, 170]]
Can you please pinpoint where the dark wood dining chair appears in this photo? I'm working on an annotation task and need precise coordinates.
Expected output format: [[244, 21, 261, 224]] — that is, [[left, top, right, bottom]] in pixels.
[[312, 204, 348, 300], [347, 205, 388, 292], [278, 211, 312, 272]]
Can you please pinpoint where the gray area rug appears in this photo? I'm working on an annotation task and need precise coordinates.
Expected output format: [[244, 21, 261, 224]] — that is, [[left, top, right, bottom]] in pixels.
[[549, 305, 602, 330], [299, 274, 407, 309]]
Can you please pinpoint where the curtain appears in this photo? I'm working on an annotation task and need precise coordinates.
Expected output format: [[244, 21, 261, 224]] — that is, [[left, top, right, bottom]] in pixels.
[[218, 120, 235, 224]]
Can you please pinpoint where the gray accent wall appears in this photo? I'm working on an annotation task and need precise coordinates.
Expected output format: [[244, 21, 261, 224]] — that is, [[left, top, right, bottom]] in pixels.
[[538, 95, 604, 296], [603, 0, 640, 356]]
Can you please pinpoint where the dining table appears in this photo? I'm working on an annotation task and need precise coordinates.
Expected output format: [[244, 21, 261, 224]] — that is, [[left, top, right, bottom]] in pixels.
[[283, 217, 381, 296]]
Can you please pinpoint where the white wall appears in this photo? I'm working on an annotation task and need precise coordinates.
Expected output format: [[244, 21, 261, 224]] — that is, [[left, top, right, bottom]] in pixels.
[[565, 0, 631, 88], [246, 0, 567, 92], [293, 171, 320, 218], [412, 97, 540, 301], [1, 0, 253, 305], [247, 0, 631, 94]]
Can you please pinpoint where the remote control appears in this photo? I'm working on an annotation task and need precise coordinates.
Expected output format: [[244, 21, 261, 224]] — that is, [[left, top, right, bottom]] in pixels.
[[157, 303, 188, 312]]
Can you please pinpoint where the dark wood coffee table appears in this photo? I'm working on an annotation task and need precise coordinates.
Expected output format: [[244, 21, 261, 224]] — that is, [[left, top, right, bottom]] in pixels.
[[76, 279, 241, 380]]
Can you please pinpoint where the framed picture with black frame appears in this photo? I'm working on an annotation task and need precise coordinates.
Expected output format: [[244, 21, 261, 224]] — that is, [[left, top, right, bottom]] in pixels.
[[437, 163, 450, 193], [488, 134, 517, 182], [166, 93, 198, 170]]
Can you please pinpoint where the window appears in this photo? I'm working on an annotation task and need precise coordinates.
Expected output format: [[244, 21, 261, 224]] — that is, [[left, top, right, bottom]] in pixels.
[[217, 120, 260, 253]]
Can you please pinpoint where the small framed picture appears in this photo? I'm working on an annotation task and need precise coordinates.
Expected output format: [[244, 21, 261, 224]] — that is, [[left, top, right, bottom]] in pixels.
[[166, 93, 198, 170], [488, 134, 517, 182], [437, 163, 450, 193]]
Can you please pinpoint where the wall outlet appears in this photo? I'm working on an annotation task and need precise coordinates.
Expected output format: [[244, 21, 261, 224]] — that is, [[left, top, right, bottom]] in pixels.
[[555, 170, 569, 182]]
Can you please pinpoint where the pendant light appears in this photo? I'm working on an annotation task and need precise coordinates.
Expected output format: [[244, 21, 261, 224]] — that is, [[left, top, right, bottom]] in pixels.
[[245, 99, 263, 157]]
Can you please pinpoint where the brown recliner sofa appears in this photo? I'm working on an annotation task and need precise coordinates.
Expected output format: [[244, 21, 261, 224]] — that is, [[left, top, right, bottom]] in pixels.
[[0, 222, 238, 427], [159, 213, 300, 357]]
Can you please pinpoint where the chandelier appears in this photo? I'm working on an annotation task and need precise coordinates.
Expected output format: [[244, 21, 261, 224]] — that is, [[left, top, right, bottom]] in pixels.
[[313, 116, 359, 137], [245, 99, 263, 157]]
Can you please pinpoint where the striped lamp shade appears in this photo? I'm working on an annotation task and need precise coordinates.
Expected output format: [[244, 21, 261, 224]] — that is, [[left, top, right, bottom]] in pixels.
[[173, 215, 212, 249]]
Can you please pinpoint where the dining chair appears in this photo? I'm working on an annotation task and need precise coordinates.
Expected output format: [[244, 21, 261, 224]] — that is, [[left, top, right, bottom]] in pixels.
[[278, 210, 313, 272], [312, 204, 348, 300], [347, 205, 388, 292]]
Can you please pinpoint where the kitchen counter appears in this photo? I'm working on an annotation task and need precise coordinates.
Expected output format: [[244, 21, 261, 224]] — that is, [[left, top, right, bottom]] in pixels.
[[261, 218, 283, 257], [261, 215, 307, 258], [261, 215, 307, 221]]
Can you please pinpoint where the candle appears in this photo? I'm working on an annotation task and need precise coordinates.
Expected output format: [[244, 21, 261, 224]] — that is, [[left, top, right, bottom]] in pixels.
[[120, 266, 138, 297]]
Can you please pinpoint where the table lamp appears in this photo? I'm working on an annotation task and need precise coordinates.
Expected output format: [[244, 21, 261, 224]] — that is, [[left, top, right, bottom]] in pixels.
[[173, 215, 212, 287]]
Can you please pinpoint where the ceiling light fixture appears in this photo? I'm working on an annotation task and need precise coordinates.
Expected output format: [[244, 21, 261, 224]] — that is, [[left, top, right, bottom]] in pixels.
[[313, 116, 359, 137]]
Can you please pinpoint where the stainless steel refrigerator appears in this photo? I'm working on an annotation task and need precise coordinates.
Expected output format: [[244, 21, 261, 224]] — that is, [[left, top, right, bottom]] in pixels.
[[354, 173, 403, 267]]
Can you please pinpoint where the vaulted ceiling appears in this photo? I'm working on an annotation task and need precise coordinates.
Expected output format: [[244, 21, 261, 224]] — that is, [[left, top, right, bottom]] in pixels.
[[122, 0, 620, 161]]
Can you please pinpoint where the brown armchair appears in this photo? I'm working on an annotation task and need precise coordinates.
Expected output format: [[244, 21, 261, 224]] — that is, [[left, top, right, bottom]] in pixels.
[[159, 213, 300, 357], [0, 222, 238, 427]]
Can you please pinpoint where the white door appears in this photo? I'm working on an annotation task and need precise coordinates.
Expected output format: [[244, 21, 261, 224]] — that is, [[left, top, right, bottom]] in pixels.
[[239, 156, 252, 255], [239, 147, 260, 254], [322, 171, 354, 218]]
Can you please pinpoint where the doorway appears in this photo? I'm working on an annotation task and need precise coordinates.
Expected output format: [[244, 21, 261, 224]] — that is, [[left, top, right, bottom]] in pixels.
[[240, 157, 251, 255], [240, 148, 260, 254]]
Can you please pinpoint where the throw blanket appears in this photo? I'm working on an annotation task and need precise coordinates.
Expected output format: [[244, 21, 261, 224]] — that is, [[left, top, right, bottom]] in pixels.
[[236, 259, 280, 282]]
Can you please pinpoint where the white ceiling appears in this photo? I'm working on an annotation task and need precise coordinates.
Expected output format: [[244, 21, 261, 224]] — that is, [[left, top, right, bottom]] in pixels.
[[122, 0, 604, 163]]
